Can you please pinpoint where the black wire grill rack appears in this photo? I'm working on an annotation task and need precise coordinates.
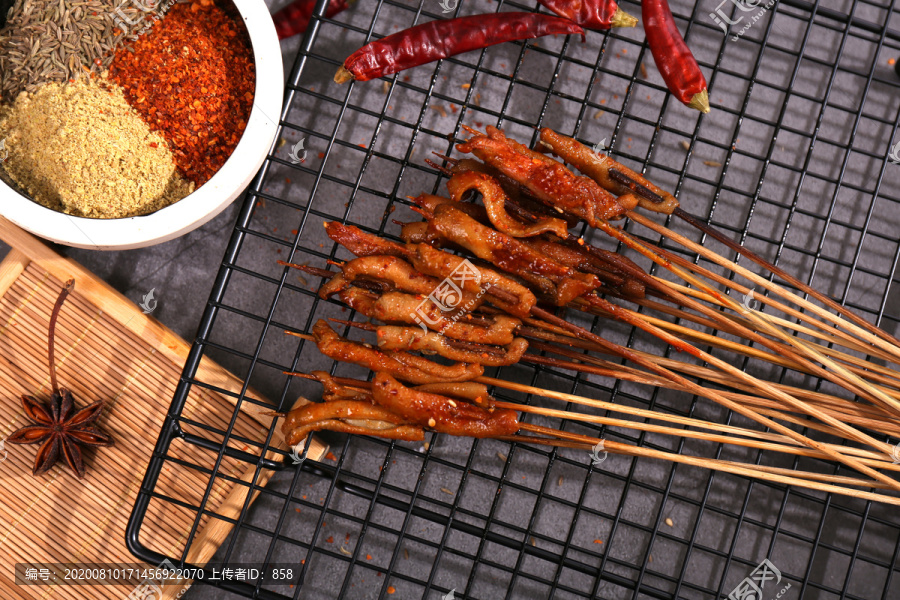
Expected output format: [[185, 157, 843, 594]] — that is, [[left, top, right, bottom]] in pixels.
[[127, 0, 900, 598]]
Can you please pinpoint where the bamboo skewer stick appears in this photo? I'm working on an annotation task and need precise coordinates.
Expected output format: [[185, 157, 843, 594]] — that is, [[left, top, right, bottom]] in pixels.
[[672, 207, 900, 354], [633, 210, 900, 364], [529, 306, 900, 489], [520, 322, 900, 428], [607, 222, 900, 416], [594, 223, 900, 443], [506, 425, 900, 504], [521, 345, 900, 438], [632, 289, 900, 388]]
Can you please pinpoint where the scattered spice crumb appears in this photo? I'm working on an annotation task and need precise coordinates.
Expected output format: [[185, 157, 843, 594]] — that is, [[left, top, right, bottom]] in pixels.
[[497, 452, 507, 462], [295, 508, 301, 513], [558, 475, 563, 486], [383, 81, 390, 94], [387, 586, 396, 594], [403, 548, 410, 560], [278, 138, 287, 149], [366, 554, 372, 561], [450, 104, 458, 114], [318, 152, 325, 159], [346, 533, 351, 542], [665, 517, 675, 527], [431, 105, 448, 118], [326, 536, 334, 543], [593, 539, 603, 544], [440, 487, 454, 495], [423, 442, 430, 450], [621, 48, 627, 54], [474, 93, 482, 106], [530, 536, 536, 547], [649, 554, 653, 563], [461, 83, 471, 89], [680, 140, 690, 151], [703, 160, 722, 167], [339, 546, 351, 556], [593, 110, 605, 119], [890, 58, 896, 66], [325, 452, 337, 461], [640, 63, 648, 78]]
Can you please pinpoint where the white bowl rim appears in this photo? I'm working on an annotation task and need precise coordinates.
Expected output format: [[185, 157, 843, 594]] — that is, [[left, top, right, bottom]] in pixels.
[[0, 0, 283, 251]]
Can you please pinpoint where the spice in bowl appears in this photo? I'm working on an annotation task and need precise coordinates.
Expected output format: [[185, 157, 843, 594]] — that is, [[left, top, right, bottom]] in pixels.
[[0, 0, 255, 218], [0, 76, 193, 218], [0, 0, 164, 103], [109, 0, 256, 186]]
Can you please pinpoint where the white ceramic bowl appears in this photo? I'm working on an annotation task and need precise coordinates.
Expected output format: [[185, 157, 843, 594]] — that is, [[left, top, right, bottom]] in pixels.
[[0, 0, 283, 250]]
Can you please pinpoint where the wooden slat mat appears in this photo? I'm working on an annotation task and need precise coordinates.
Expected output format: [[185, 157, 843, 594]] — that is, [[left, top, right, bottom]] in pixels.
[[0, 217, 320, 599]]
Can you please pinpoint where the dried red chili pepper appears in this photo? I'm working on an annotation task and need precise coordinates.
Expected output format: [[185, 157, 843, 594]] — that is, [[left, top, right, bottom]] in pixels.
[[536, 0, 637, 30], [273, 0, 348, 40], [335, 12, 585, 84], [642, 0, 710, 113], [109, 0, 256, 185]]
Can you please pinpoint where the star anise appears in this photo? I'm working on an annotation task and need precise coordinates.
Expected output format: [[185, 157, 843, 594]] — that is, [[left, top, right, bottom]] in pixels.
[[7, 279, 113, 478]]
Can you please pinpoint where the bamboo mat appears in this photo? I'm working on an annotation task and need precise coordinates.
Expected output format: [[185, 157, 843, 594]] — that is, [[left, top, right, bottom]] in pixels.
[[0, 217, 325, 599]]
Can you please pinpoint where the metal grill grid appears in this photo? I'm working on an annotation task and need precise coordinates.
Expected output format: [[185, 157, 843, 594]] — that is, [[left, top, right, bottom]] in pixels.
[[127, 0, 900, 598]]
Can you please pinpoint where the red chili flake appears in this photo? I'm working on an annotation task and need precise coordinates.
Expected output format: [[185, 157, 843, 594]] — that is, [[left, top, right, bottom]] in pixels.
[[366, 554, 372, 561], [149, 142, 158, 148], [109, 0, 255, 186], [291, 229, 298, 235], [325, 451, 337, 461], [326, 536, 334, 543], [317, 152, 325, 159]]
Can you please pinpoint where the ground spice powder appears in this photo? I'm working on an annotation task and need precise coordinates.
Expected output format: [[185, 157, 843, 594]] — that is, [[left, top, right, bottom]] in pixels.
[[108, 0, 256, 186], [0, 76, 194, 218]]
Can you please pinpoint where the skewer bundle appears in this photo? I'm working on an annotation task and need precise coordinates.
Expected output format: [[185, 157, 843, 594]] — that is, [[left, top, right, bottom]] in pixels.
[[277, 125, 900, 505]]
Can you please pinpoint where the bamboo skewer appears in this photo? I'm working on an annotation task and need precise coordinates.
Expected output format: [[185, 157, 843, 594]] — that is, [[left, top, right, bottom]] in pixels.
[[529, 305, 900, 489], [521, 345, 900, 439], [672, 207, 900, 354], [603, 221, 900, 416], [501, 427, 900, 505], [632, 210, 900, 364]]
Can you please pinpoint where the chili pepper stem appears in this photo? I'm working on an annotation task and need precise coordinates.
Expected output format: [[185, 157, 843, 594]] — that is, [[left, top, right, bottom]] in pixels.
[[334, 65, 354, 84], [688, 89, 710, 113], [48, 278, 75, 395], [611, 8, 638, 28]]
